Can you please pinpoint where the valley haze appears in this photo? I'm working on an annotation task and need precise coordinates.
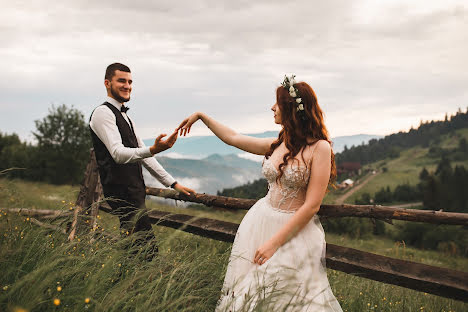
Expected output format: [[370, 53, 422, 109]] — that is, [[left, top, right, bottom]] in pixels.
[[143, 133, 381, 195]]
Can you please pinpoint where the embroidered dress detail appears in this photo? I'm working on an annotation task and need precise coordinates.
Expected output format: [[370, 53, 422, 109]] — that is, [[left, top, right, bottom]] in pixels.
[[262, 158, 310, 212]]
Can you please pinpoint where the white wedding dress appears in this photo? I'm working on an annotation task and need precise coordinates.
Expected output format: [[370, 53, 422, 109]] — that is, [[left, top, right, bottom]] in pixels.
[[215, 153, 343, 311]]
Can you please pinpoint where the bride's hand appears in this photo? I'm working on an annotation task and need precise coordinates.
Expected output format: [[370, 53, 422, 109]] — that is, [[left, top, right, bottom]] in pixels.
[[177, 112, 200, 136], [253, 238, 280, 265]]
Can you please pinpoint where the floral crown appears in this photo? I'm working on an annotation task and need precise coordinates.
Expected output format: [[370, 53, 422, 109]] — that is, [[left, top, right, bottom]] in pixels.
[[281, 75, 305, 114]]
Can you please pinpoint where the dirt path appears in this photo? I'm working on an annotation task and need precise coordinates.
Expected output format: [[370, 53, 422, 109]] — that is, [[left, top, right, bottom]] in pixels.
[[335, 172, 380, 204]]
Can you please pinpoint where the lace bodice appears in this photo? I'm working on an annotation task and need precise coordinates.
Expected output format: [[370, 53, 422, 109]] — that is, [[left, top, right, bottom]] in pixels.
[[262, 157, 310, 212]]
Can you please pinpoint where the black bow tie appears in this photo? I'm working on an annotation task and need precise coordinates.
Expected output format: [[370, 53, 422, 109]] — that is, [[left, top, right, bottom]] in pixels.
[[121, 105, 129, 113]]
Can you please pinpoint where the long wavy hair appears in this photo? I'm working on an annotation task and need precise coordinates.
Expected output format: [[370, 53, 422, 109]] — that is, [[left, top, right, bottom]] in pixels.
[[265, 81, 337, 187]]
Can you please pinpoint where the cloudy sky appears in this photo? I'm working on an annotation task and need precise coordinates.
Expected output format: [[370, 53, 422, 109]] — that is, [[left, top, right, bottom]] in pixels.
[[2, 0, 467, 142]]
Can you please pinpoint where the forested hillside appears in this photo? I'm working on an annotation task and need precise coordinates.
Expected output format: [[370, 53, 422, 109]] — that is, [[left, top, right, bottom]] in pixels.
[[336, 108, 468, 165]]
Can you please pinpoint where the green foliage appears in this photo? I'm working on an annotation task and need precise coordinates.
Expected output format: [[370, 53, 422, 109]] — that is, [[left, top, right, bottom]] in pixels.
[[427, 136, 468, 161], [374, 186, 392, 203], [336, 108, 468, 165], [420, 158, 468, 213], [217, 178, 268, 199], [392, 223, 468, 256], [355, 183, 421, 205], [0, 133, 33, 179], [321, 217, 376, 239], [354, 192, 371, 205], [0, 104, 91, 185], [33, 104, 91, 184]]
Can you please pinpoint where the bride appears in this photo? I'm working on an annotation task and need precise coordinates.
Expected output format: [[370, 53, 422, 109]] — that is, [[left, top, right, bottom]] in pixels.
[[178, 76, 343, 311]]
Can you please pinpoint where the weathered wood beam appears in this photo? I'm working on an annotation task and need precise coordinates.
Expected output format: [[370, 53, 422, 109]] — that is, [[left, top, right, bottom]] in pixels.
[[29, 218, 67, 234], [146, 209, 468, 302], [68, 149, 102, 241], [146, 187, 468, 226], [319, 204, 468, 225], [146, 187, 255, 210], [1, 208, 72, 219], [148, 210, 238, 242]]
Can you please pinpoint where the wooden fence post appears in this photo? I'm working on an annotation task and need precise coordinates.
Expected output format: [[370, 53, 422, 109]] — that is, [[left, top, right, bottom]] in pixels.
[[68, 149, 103, 241]]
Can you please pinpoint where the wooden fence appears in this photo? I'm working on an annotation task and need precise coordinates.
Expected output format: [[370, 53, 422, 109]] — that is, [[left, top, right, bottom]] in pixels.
[[11, 150, 468, 302]]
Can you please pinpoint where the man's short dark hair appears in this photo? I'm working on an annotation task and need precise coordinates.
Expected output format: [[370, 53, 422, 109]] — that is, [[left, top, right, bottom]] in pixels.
[[105, 63, 131, 80]]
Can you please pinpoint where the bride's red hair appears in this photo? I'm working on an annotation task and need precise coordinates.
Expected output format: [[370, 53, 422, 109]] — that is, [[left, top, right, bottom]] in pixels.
[[265, 81, 337, 187]]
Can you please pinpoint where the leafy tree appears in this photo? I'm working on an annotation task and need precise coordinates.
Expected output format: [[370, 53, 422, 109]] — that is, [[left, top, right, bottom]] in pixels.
[[354, 192, 371, 205], [419, 167, 429, 180], [374, 186, 392, 203], [459, 137, 467, 153], [33, 104, 91, 184], [0, 132, 35, 179], [393, 183, 420, 202], [218, 178, 268, 199]]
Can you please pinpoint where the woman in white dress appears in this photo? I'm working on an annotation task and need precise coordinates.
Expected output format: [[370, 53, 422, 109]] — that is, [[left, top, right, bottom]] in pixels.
[[178, 76, 343, 311]]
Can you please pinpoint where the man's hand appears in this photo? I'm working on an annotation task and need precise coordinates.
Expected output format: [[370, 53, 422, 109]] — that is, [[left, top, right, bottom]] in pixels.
[[173, 183, 195, 196], [150, 130, 178, 155]]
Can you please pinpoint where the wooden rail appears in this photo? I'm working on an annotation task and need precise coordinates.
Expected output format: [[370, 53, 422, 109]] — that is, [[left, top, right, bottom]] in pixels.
[[1, 208, 72, 218], [146, 187, 468, 226], [147, 210, 468, 302]]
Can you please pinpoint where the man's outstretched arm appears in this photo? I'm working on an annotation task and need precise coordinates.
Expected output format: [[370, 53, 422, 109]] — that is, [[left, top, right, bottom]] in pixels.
[[137, 136, 195, 195]]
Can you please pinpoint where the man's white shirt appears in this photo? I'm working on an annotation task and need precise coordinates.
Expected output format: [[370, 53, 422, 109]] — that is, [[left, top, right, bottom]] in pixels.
[[89, 97, 176, 187]]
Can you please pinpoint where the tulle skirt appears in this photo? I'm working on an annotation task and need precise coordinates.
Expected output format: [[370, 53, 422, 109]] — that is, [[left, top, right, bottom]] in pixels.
[[215, 197, 342, 312]]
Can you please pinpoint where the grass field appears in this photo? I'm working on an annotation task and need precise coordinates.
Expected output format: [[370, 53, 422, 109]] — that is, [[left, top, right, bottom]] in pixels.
[[331, 128, 468, 204], [1, 179, 467, 312]]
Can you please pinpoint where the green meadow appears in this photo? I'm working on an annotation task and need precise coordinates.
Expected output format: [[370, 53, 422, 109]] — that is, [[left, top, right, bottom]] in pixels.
[[0, 178, 466, 311]]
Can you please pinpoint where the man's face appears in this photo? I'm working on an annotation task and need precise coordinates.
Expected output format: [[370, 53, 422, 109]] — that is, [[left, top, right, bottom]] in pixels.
[[105, 70, 132, 103]]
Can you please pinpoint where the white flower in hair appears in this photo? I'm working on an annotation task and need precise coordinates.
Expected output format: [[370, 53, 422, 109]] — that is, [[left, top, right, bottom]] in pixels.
[[282, 74, 306, 118]]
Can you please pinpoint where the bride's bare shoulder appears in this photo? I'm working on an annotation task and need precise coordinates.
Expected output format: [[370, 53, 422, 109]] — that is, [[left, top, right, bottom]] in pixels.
[[303, 140, 331, 163]]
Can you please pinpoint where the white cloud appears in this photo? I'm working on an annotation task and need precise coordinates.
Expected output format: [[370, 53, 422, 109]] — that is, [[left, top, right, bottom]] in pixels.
[[163, 152, 205, 160], [1, 0, 467, 140], [237, 153, 265, 163]]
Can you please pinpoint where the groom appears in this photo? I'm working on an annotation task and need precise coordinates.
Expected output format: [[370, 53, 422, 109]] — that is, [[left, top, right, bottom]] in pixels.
[[89, 62, 194, 244]]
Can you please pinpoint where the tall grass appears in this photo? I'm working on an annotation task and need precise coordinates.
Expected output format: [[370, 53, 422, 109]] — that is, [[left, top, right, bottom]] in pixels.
[[0, 178, 467, 311], [0, 212, 230, 311]]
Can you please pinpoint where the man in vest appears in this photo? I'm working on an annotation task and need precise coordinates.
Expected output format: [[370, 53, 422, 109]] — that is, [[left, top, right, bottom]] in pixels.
[[89, 62, 194, 249]]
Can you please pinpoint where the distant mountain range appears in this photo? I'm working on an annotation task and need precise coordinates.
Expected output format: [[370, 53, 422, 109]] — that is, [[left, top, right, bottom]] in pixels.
[[143, 132, 381, 158], [144, 154, 262, 194], [143, 132, 382, 194]]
